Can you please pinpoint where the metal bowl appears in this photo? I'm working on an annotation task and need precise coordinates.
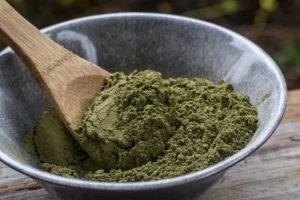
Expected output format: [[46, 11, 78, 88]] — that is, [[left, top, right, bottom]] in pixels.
[[0, 13, 287, 200]]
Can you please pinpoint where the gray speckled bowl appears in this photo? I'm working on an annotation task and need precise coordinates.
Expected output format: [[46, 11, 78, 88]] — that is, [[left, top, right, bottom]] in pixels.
[[0, 13, 287, 200]]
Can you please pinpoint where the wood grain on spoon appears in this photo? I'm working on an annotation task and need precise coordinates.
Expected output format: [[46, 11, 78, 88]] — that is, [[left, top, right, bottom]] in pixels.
[[0, 1, 111, 134]]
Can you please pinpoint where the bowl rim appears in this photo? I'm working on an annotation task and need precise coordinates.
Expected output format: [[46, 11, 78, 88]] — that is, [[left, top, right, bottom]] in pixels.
[[0, 12, 287, 191]]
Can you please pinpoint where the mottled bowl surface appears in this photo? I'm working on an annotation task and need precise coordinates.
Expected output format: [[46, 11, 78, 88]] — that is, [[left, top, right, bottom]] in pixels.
[[0, 13, 286, 193]]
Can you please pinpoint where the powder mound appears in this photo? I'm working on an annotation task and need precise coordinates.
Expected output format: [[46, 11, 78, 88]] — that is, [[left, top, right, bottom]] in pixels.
[[83, 73, 258, 182], [34, 108, 85, 167], [34, 70, 258, 182], [24, 135, 36, 156], [41, 163, 79, 179], [76, 71, 176, 170]]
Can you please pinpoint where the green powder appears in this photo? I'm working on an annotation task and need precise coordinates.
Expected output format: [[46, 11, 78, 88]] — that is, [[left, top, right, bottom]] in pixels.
[[30, 70, 258, 182], [34, 108, 85, 167], [24, 135, 36, 155], [75, 71, 176, 171], [41, 163, 79, 179], [31, 108, 99, 178]]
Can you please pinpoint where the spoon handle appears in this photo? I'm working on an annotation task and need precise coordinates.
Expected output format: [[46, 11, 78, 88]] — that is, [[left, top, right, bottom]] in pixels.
[[0, 0, 111, 133], [0, 0, 67, 84]]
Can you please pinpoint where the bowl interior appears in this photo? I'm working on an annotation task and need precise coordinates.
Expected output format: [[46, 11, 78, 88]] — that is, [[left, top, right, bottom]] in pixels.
[[0, 14, 285, 179]]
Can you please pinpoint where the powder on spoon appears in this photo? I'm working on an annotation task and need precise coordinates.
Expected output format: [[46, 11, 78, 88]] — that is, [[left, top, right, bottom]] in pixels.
[[27, 70, 258, 182], [75, 71, 175, 171]]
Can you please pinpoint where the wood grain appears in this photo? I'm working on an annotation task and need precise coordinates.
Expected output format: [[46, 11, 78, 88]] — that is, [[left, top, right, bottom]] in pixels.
[[282, 89, 300, 123], [0, 90, 298, 199]]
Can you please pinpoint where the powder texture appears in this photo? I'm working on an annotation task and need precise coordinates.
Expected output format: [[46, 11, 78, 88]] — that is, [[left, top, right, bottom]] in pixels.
[[32, 70, 258, 182], [32, 108, 99, 179], [75, 71, 176, 170], [24, 135, 36, 155], [41, 163, 79, 179], [34, 108, 85, 166]]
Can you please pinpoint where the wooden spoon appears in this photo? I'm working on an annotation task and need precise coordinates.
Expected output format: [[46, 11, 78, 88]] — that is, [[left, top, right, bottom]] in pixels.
[[0, 1, 111, 138]]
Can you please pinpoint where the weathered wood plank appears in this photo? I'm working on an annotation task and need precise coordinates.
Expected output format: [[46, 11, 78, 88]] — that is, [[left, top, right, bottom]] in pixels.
[[1, 188, 52, 200], [282, 89, 300, 123], [0, 89, 299, 200], [0, 162, 47, 199], [0, 163, 35, 188]]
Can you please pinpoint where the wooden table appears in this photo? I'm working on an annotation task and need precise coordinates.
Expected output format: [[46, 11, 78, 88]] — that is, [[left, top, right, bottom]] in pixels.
[[1, 90, 300, 200]]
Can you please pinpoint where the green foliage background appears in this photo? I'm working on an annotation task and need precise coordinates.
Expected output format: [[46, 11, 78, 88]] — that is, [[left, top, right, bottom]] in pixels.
[[2, 0, 300, 88]]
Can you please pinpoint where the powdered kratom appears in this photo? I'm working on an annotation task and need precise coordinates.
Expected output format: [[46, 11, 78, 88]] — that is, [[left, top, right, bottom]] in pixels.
[[28, 70, 258, 182], [75, 71, 176, 171], [34, 107, 84, 166], [31, 108, 99, 176], [24, 135, 36, 156]]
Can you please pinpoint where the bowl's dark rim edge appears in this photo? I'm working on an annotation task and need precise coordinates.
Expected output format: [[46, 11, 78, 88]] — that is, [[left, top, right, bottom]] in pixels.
[[0, 12, 287, 191]]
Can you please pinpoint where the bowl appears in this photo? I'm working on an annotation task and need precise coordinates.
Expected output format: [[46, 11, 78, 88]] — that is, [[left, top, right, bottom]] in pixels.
[[0, 13, 287, 200]]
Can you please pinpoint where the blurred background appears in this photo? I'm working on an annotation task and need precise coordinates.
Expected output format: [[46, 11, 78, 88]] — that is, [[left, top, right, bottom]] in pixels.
[[2, 0, 300, 90]]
